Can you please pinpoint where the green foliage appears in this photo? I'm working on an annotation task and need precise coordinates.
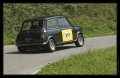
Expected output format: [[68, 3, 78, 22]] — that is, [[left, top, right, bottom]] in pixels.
[[4, 35, 15, 45], [3, 3, 117, 45], [82, 16, 116, 37], [36, 46, 116, 75]]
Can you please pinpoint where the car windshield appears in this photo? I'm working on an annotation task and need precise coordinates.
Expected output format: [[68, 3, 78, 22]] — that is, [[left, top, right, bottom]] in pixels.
[[21, 20, 44, 31]]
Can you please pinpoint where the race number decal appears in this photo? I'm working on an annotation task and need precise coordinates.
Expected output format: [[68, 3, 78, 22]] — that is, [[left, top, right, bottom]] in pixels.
[[62, 29, 73, 42]]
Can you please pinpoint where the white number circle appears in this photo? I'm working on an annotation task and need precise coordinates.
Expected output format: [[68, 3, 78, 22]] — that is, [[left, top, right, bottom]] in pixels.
[[65, 30, 70, 40]]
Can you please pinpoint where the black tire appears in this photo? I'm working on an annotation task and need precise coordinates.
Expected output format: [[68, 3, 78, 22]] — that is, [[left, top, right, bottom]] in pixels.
[[47, 39, 56, 52], [75, 34, 84, 47], [17, 46, 27, 53]]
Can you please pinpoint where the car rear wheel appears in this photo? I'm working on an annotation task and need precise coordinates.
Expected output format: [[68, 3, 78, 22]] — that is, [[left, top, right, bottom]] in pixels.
[[47, 39, 56, 52], [17, 46, 27, 53], [75, 34, 84, 47]]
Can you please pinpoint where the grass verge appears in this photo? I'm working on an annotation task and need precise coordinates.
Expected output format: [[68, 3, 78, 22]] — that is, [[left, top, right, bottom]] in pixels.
[[36, 46, 117, 75]]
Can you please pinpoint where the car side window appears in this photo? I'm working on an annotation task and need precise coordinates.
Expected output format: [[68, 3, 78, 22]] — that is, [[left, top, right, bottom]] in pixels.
[[62, 18, 71, 28], [58, 17, 71, 28], [57, 18, 63, 28], [47, 18, 59, 29]]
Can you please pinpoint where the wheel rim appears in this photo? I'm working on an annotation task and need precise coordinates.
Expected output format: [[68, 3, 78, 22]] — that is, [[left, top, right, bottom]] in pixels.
[[50, 41, 55, 50], [78, 36, 83, 45]]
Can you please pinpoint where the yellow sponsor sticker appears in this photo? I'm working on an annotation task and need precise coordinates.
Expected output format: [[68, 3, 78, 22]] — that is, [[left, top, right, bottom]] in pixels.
[[62, 29, 73, 42]]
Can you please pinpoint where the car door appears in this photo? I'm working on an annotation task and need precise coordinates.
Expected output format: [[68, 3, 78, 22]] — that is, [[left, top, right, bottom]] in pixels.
[[57, 17, 77, 42], [46, 18, 62, 43]]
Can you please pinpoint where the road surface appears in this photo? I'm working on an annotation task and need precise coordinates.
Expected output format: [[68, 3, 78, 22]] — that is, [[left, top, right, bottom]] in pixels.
[[3, 35, 116, 75]]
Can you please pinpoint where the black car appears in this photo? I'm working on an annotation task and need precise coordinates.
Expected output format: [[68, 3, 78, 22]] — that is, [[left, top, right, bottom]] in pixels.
[[15, 15, 84, 52]]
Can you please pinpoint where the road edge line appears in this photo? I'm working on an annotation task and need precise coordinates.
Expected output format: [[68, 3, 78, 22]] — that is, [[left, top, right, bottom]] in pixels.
[[30, 69, 41, 75]]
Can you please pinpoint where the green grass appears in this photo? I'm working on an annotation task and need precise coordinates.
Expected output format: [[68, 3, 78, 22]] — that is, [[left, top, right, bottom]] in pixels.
[[36, 46, 117, 75]]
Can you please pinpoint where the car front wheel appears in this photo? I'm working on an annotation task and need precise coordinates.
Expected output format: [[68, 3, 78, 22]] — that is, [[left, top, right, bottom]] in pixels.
[[75, 34, 84, 47]]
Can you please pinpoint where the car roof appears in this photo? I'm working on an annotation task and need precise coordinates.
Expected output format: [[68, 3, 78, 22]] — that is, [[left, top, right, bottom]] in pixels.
[[24, 15, 66, 21]]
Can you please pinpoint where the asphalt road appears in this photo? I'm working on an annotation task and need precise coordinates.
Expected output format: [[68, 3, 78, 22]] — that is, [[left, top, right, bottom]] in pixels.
[[3, 35, 116, 75]]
